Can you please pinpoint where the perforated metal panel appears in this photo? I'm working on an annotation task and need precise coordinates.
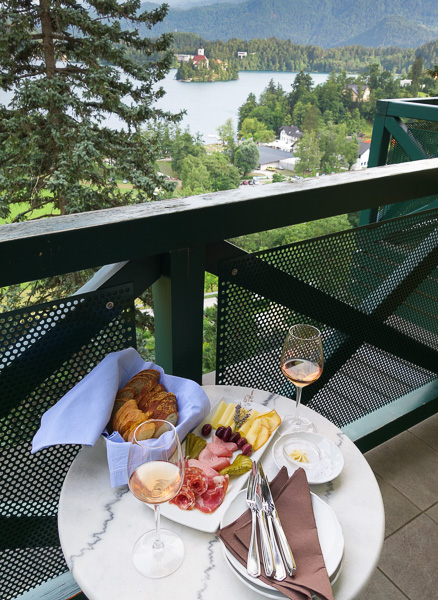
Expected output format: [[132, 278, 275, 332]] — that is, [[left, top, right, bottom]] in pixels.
[[379, 119, 438, 221], [217, 210, 438, 428], [0, 284, 135, 600]]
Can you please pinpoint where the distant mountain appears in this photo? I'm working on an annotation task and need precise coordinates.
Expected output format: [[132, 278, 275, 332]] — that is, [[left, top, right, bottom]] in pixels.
[[163, 0, 245, 7], [139, 0, 438, 48], [341, 16, 438, 49]]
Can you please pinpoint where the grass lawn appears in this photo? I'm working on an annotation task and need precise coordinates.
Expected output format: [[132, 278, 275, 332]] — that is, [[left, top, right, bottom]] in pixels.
[[157, 160, 177, 179], [0, 202, 60, 225]]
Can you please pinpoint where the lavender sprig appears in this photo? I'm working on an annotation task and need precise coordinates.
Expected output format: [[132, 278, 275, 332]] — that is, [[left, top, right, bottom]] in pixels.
[[232, 391, 254, 432]]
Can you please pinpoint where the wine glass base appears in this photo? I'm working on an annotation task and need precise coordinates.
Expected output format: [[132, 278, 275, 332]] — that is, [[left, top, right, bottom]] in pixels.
[[281, 415, 316, 434], [132, 528, 184, 578]]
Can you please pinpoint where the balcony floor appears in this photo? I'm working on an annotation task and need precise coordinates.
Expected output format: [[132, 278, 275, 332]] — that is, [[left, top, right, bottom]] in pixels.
[[359, 412, 438, 600]]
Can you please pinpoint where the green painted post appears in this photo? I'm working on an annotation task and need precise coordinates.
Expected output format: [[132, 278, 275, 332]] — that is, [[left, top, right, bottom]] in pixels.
[[385, 116, 428, 161], [153, 246, 206, 384], [359, 102, 391, 226]]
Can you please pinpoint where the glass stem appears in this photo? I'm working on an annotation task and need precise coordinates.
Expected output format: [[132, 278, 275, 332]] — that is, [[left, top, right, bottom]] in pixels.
[[294, 387, 303, 425], [153, 504, 164, 551]]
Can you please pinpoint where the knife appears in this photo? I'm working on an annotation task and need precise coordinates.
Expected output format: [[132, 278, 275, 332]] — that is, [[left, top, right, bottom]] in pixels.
[[258, 463, 287, 581], [259, 463, 296, 577], [253, 461, 275, 577]]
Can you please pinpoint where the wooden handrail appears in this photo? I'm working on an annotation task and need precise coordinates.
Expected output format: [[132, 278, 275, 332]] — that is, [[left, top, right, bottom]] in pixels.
[[1, 158, 438, 287]]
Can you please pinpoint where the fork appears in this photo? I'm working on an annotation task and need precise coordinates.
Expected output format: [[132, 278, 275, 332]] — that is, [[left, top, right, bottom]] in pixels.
[[245, 463, 261, 577]]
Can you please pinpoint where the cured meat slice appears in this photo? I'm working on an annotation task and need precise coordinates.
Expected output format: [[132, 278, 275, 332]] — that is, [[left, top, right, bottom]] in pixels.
[[198, 447, 231, 471], [170, 484, 196, 510], [207, 443, 233, 458], [184, 466, 208, 496], [195, 475, 229, 513], [211, 436, 238, 452], [187, 459, 219, 478]]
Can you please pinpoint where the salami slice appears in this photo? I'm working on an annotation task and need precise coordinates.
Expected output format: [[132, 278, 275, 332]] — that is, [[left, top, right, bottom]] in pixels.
[[170, 484, 196, 510], [185, 466, 209, 496]]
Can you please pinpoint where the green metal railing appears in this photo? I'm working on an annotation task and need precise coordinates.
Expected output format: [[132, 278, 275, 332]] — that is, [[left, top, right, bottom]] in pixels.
[[2, 158, 438, 384], [361, 97, 438, 225]]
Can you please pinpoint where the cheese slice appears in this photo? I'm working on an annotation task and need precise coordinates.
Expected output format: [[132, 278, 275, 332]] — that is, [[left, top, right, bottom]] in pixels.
[[218, 403, 236, 428], [210, 401, 228, 429]]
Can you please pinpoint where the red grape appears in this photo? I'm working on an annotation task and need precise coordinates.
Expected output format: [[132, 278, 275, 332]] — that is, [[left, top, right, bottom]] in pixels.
[[241, 443, 253, 456], [222, 426, 232, 442], [201, 423, 212, 437], [236, 437, 247, 449], [215, 426, 225, 439], [230, 432, 241, 443]]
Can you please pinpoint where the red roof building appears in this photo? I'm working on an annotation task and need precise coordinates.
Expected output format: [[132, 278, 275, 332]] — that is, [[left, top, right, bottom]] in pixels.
[[193, 45, 209, 68]]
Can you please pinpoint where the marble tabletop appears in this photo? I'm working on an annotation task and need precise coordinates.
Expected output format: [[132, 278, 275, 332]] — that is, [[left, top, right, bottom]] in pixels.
[[58, 385, 384, 600]]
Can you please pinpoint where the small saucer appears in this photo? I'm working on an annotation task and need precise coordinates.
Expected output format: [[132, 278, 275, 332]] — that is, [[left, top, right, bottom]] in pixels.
[[282, 436, 322, 470], [272, 432, 344, 485]]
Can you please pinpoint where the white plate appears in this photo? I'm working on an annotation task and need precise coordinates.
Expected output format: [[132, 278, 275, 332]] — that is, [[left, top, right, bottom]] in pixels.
[[272, 432, 344, 485], [223, 552, 343, 600], [219, 489, 344, 591], [157, 397, 281, 533]]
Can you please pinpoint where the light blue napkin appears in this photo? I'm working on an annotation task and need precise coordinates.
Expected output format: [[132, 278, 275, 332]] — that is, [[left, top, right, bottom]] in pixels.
[[32, 347, 211, 486]]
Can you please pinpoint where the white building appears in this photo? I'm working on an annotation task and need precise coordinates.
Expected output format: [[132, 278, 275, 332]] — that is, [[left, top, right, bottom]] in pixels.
[[175, 54, 193, 63], [351, 141, 371, 170], [278, 125, 303, 149]]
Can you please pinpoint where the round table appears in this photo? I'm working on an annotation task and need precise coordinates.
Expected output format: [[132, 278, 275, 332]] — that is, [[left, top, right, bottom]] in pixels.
[[58, 385, 384, 600]]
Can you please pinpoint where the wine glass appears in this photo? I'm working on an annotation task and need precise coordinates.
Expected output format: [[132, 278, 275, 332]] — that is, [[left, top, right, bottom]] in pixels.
[[127, 420, 185, 578], [280, 324, 324, 433]]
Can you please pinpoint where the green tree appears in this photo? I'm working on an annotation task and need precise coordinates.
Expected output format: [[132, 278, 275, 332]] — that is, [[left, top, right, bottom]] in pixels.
[[203, 153, 241, 191], [294, 132, 321, 175], [240, 118, 275, 143], [288, 70, 313, 113], [342, 134, 360, 170], [170, 128, 206, 174], [410, 55, 424, 95], [238, 92, 257, 131], [234, 140, 260, 176], [293, 101, 321, 132], [217, 118, 236, 161], [0, 0, 180, 222], [180, 155, 212, 195]]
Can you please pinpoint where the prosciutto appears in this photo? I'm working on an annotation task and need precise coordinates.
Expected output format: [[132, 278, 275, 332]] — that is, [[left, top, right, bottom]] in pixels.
[[198, 447, 231, 471], [195, 475, 229, 513], [211, 435, 238, 452]]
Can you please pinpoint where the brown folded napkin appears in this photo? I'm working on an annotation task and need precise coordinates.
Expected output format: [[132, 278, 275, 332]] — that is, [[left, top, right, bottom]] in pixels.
[[217, 467, 334, 600]]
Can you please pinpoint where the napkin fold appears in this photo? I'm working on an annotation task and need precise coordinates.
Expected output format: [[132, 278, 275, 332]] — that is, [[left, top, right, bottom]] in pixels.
[[217, 467, 334, 600], [31, 348, 210, 487]]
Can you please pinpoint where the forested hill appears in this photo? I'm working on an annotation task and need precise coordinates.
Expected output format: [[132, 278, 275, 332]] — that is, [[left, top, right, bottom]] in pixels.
[[138, 0, 438, 48]]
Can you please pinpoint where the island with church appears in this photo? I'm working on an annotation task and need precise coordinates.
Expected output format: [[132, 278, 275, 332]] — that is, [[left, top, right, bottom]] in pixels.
[[175, 44, 238, 82]]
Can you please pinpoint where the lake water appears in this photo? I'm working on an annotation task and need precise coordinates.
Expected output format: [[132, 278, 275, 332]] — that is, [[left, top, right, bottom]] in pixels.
[[153, 69, 330, 141], [0, 69, 330, 142]]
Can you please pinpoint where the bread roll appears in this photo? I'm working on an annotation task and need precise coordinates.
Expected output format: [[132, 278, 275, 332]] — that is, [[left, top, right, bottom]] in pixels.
[[110, 369, 178, 440]]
